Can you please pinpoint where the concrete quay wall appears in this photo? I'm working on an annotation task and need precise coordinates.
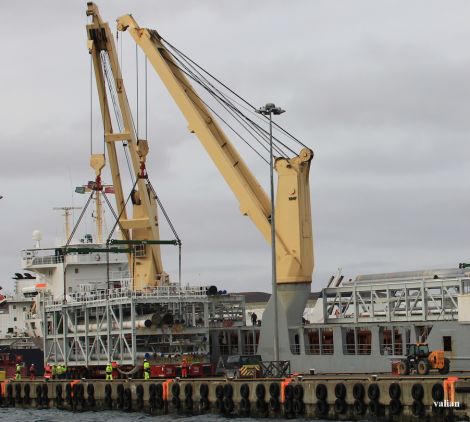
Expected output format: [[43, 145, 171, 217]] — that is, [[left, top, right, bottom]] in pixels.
[[3, 375, 469, 421]]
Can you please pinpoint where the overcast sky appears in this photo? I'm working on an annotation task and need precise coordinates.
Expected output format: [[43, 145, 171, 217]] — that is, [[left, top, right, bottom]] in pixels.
[[1, 1, 470, 294]]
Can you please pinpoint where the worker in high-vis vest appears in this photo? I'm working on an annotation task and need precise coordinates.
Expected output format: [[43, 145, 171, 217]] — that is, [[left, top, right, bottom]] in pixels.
[[143, 359, 150, 380], [15, 362, 22, 380], [44, 363, 52, 380], [51, 364, 57, 380], [105, 363, 113, 380]]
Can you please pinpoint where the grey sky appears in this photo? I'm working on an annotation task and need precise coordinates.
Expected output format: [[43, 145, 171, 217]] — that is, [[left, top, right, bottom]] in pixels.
[[1, 1, 470, 294]]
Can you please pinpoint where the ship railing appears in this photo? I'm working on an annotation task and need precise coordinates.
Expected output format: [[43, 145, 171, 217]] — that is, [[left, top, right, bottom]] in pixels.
[[290, 344, 301, 355], [380, 343, 405, 356], [343, 343, 372, 355], [44, 284, 212, 306], [218, 345, 240, 356], [22, 253, 64, 266], [305, 344, 334, 355], [242, 344, 257, 355]]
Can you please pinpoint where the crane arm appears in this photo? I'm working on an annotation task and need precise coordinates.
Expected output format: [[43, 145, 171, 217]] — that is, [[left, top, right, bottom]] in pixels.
[[86, 3, 167, 289], [117, 14, 314, 284]]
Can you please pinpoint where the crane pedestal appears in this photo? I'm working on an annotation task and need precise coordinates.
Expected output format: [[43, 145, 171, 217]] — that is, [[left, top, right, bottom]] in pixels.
[[257, 283, 310, 360]]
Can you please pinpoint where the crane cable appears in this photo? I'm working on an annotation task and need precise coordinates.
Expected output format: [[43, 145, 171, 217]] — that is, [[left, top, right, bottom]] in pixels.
[[161, 37, 309, 150], [164, 49, 295, 160]]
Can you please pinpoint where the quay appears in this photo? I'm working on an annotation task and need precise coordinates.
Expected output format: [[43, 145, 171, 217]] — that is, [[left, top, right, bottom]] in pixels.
[[3, 374, 470, 421]]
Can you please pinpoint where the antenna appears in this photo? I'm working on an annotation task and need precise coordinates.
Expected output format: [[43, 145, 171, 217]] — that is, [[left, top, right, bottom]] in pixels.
[[53, 206, 82, 241]]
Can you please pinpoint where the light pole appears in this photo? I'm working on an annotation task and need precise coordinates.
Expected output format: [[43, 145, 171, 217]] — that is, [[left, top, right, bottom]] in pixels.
[[256, 103, 285, 362]]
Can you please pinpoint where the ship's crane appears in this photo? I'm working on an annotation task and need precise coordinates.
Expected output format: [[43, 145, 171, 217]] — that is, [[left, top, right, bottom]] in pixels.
[[86, 3, 169, 290], [115, 12, 315, 358], [116, 14, 314, 286]]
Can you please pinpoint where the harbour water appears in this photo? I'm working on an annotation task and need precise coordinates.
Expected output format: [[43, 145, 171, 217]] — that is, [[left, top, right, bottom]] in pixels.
[[0, 408, 338, 422]]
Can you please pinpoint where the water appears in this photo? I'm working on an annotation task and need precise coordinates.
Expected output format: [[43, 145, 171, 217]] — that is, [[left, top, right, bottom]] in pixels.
[[0, 409, 337, 422]]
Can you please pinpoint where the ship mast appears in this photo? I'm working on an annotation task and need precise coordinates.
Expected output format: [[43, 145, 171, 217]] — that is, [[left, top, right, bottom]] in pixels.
[[53, 206, 82, 241]]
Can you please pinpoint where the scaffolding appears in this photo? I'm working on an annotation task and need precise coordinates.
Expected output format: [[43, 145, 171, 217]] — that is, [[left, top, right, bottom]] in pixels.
[[323, 277, 465, 324], [42, 284, 245, 367]]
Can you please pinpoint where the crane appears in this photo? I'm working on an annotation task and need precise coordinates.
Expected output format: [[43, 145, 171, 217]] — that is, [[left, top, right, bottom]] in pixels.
[[86, 3, 168, 290], [116, 12, 314, 358]]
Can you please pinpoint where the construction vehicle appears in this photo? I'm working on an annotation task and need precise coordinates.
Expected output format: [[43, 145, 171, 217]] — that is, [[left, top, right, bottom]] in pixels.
[[397, 343, 450, 375]]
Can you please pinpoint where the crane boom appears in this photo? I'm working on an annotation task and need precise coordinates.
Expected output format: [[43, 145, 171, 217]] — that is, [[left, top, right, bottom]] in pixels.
[[116, 14, 314, 285], [86, 3, 167, 289]]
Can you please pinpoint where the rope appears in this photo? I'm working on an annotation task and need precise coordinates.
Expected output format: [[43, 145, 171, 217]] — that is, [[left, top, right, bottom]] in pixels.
[[161, 37, 309, 150]]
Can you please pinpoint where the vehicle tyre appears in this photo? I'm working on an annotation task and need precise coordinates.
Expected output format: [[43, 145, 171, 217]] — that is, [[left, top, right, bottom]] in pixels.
[[389, 382, 401, 399], [184, 396, 193, 411], [15, 383, 22, 401], [42, 384, 49, 406], [398, 360, 410, 376], [105, 384, 112, 397], [353, 383, 365, 400], [412, 400, 425, 416], [223, 397, 234, 413], [335, 383, 346, 399], [149, 383, 156, 397], [24, 384, 31, 405], [389, 399, 402, 415], [240, 383, 250, 399], [223, 383, 233, 399], [124, 388, 132, 412], [368, 383, 380, 400], [439, 358, 450, 375], [294, 399, 305, 415], [256, 398, 267, 413], [216, 398, 224, 414], [432, 403, 445, 416], [171, 396, 181, 409], [369, 399, 380, 416], [316, 399, 329, 416], [184, 383, 192, 398], [284, 383, 294, 400], [417, 359, 430, 375], [269, 397, 280, 411], [294, 384, 304, 400], [171, 382, 180, 397], [215, 384, 224, 399], [35, 384, 42, 406], [432, 383, 444, 401], [353, 399, 366, 416], [156, 383, 164, 397], [284, 399, 294, 414], [334, 398, 347, 414], [240, 397, 250, 413], [199, 397, 210, 412], [269, 382, 280, 397], [315, 383, 327, 401], [411, 383, 424, 401], [155, 396, 164, 409], [255, 383, 266, 399]]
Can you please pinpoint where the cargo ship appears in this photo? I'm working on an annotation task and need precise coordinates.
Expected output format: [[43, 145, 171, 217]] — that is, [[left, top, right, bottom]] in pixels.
[[18, 2, 470, 377]]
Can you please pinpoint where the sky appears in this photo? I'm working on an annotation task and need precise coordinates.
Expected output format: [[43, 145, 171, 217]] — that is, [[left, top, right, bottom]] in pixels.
[[1, 1, 470, 294]]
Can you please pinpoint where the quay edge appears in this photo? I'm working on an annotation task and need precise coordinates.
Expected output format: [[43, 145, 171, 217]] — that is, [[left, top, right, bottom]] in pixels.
[[3, 374, 470, 421]]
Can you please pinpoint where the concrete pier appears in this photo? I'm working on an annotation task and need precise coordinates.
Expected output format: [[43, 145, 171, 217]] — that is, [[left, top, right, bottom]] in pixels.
[[3, 374, 470, 420]]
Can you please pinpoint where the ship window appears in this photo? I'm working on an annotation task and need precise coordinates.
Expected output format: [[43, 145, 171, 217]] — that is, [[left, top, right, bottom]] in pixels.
[[443, 336, 452, 352], [13, 317, 17, 322], [12, 305, 16, 310], [23, 307, 26, 312], [75, 268, 79, 274], [7, 328, 13, 333]]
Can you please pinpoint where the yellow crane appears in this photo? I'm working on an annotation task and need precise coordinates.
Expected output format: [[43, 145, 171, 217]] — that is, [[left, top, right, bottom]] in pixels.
[[116, 13, 314, 287], [86, 3, 168, 290], [114, 10, 315, 357]]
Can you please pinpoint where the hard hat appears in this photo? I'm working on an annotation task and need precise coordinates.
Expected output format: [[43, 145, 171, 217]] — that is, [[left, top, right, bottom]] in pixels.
[[144, 358, 148, 361]]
